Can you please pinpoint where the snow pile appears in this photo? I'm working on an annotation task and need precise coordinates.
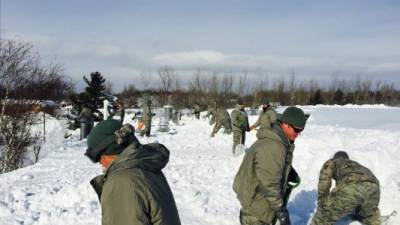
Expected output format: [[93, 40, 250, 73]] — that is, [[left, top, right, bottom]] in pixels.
[[0, 105, 399, 225]]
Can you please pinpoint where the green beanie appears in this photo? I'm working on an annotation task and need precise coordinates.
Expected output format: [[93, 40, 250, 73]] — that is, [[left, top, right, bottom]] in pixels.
[[333, 151, 349, 160], [86, 119, 125, 162], [279, 106, 307, 129]]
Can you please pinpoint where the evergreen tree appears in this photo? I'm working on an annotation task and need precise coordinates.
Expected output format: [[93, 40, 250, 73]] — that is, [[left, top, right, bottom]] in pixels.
[[333, 88, 344, 105], [83, 71, 106, 109], [345, 92, 354, 104], [309, 89, 324, 105]]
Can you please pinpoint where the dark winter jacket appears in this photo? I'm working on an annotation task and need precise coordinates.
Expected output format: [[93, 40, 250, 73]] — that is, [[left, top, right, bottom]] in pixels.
[[90, 142, 181, 225], [233, 123, 294, 223]]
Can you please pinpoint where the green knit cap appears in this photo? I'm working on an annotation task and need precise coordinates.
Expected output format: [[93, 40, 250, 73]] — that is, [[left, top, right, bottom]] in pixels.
[[279, 106, 307, 129], [85, 119, 125, 162]]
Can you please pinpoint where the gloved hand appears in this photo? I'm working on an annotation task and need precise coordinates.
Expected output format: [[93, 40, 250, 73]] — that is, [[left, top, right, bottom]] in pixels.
[[277, 207, 291, 225], [288, 167, 301, 188]]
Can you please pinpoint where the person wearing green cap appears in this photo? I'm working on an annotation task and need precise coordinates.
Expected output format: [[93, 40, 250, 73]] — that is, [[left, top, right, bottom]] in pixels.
[[233, 106, 308, 225], [310, 151, 381, 225], [85, 119, 181, 225], [231, 100, 250, 152]]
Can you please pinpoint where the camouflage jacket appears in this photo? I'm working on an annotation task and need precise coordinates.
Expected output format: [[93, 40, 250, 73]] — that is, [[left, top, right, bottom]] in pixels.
[[252, 108, 277, 129], [213, 109, 231, 125], [317, 158, 379, 203], [231, 105, 250, 132]]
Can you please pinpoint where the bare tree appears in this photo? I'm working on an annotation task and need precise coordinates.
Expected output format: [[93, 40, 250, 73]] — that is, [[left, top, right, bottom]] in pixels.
[[221, 72, 235, 94], [104, 80, 114, 95], [0, 40, 37, 119], [253, 69, 269, 92], [157, 66, 176, 105], [139, 69, 153, 90], [208, 71, 219, 95], [237, 72, 249, 97], [189, 69, 208, 93], [288, 70, 297, 105], [0, 39, 43, 173]]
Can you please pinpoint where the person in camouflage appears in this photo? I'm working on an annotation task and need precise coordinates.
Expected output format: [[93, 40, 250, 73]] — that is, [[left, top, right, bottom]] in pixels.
[[233, 106, 308, 225], [205, 105, 215, 123], [193, 102, 201, 119], [230, 100, 250, 152], [310, 151, 381, 225], [250, 103, 277, 130], [210, 107, 232, 137], [141, 99, 152, 137], [78, 107, 95, 140]]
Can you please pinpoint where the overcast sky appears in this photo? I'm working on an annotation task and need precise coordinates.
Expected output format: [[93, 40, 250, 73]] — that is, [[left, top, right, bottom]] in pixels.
[[2, 0, 400, 91]]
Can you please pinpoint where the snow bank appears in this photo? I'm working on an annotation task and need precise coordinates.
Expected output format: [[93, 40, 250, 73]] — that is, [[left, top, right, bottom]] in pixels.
[[0, 106, 399, 225]]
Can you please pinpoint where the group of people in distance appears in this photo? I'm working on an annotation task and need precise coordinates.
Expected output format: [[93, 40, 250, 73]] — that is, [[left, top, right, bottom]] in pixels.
[[84, 102, 381, 225]]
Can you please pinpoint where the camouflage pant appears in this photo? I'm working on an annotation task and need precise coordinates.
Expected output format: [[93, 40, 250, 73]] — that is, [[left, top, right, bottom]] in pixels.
[[223, 120, 232, 134], [310, 182, 380, 225], [233, 131, 246, 151], [239, 211, 270, 225], [141, 120, 151, 137]]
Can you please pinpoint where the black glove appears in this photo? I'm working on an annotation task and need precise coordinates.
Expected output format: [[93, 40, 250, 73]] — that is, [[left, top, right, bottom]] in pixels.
[[288, 166, 301, 188], [277, 207, 291, 225]]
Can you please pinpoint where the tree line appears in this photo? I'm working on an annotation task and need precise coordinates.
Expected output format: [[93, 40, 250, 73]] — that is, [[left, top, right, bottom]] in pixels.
[[113, 67, 400, 110], [1, 39, 399, 173]]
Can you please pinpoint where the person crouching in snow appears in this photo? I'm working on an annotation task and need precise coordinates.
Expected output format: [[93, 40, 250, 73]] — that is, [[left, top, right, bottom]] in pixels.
[[85, 119, 181, 225], [310, 151, 381, 225]]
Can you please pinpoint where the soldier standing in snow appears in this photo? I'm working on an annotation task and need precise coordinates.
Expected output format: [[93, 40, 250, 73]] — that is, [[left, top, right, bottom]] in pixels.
[[193, 102, 201, 119], [231, 100, 250, 152], [250, 102, 277, 130], [233, 106, 308, 225], [78, 106, 94, 140], [210, 107, 232, 137], [85, 119, 181, 225], [141, 99, 152, 137], [310, 151, 381, 225]]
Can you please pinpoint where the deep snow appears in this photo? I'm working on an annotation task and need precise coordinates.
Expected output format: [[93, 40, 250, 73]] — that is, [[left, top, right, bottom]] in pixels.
[[0, 105, 399, 225]]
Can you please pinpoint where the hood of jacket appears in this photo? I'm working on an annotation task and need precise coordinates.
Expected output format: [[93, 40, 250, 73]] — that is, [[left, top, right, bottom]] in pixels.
[[256, 122, 293, 150], [107, 142, 170, 176]]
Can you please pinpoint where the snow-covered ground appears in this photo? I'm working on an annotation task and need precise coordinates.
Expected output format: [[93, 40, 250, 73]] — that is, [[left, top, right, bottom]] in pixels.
[[0, 105, 399, 225]]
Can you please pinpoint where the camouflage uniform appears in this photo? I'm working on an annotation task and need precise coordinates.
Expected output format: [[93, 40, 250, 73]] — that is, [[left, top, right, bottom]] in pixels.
[[310, 157, 381, 225], [251, 107, 277, 130], [231, 104, 249, 151], [141, 100, 152, 137], [210, 109, 232, 137]]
